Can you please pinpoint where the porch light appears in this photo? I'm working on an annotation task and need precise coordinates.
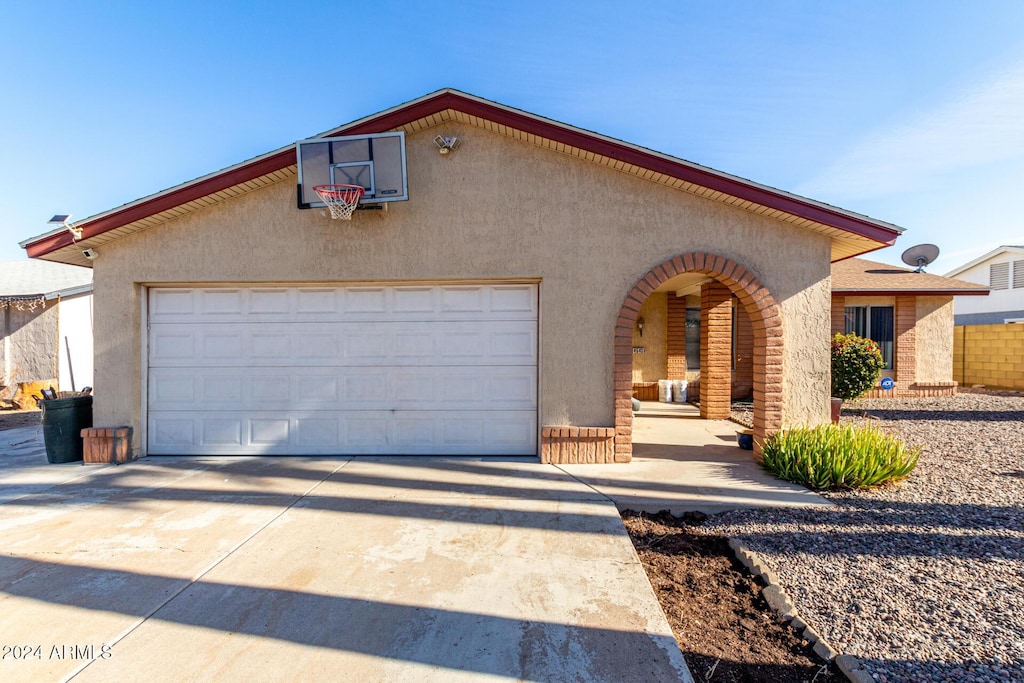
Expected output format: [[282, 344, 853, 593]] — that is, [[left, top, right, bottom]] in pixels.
[[637, 317, 645, 337]]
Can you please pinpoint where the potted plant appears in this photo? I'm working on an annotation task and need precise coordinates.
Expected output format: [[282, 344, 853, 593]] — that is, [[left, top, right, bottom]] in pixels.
[[831, 333, 885, 421]]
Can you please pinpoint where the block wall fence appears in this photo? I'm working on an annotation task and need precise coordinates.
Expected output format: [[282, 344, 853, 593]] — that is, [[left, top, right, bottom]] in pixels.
[[953, 324, 1024, 391]]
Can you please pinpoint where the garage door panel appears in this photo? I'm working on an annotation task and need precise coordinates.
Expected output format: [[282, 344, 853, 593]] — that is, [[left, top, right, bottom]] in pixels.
[[150, 321, 537, 367], [149, 284, 537, 324], [249, 288, 290, 314], [148, 284, 538, 457], [148, 411, 537, 455], [148, 366, 537, 412]]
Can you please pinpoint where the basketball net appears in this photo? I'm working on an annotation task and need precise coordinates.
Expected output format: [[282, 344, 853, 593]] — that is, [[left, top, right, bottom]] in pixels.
[[313, 184, 365, 220]]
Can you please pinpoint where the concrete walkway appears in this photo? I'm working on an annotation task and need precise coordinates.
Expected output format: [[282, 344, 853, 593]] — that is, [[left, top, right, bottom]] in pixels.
[[560, 402, 832, 515], [0, 427, 693, 683]]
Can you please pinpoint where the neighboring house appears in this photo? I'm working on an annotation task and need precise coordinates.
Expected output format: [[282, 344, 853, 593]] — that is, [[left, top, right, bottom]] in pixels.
[[20, 88, 906, 461], [1, 260, 93, 400], [830, 258, 988, 397], [944, 246, 1024, 325]]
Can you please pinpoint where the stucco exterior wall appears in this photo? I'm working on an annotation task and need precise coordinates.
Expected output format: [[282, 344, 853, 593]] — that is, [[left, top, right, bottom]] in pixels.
[[915, 296, 954, 382], [91, 122, 833, 449], [3, 303, 58, 386], [631, 293, 667, 382]]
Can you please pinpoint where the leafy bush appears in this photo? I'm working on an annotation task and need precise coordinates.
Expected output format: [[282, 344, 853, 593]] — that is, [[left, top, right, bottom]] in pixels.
[[761, 423, 920, 490], [831, 333, 885, 401]]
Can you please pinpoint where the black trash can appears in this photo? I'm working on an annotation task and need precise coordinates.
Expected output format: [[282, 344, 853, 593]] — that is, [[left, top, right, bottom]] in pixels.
[[40, 395, 93, 464]]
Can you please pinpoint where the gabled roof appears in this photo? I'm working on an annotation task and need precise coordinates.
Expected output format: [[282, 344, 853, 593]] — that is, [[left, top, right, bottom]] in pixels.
[[21, 89, 904, 267], [0, 260, 92, 301], [833, 258, 989, 296], [944, 245, 1024, 278]]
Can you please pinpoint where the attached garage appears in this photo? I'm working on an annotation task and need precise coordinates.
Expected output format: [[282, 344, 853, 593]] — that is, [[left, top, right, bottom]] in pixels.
[[146, 283, 538, 456]]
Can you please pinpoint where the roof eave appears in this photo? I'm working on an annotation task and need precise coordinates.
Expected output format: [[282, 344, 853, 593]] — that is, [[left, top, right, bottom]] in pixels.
[[945, 245, 1024, 277], [833, 289, 990, 297], [21, 87, 903, 258]]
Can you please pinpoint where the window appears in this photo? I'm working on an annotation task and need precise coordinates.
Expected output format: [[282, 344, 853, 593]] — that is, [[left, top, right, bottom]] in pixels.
[[844, 306, 893, 369], [1014, 260, 1024, 289], [685, 307, 701, 370], [990, 262, 1009, 290], [683, 305, 738, 371]]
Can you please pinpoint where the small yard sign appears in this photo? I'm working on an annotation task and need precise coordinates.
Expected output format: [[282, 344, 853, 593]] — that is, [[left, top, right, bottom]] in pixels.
[[880, 377, 895, 391]]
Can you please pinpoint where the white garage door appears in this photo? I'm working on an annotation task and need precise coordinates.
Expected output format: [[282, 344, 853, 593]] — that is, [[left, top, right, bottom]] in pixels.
[[146, 284, 538, 456]]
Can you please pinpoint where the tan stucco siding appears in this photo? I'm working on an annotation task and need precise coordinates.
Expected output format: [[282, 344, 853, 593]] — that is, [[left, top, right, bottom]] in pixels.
[[916, 296, 955, 382], [92, 123, 832, 445], [631, 293, 667, 382], [777, 258, 831, 424]]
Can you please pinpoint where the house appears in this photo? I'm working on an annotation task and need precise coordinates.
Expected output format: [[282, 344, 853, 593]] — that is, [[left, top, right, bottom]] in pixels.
[[20, 89, 906, 461], [830, 258, 987, 397], [1, 260, 93, 402], [944, 246, 1024, 325]]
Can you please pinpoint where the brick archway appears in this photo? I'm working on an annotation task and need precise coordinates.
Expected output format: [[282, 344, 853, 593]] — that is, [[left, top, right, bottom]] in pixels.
[[614, 252, 783, 461]]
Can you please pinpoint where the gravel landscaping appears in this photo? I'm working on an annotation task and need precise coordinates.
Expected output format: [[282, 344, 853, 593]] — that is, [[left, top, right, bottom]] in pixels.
[[716, 392, 1024, 682]]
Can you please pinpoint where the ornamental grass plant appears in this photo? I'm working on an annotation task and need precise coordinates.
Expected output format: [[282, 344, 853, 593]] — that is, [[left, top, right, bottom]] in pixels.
[[761, 423, 921, 490]]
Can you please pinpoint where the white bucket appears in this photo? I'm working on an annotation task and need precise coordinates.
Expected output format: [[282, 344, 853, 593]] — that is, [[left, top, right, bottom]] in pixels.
[[672, 380, 688, 403], [658, 379, 673, 403]]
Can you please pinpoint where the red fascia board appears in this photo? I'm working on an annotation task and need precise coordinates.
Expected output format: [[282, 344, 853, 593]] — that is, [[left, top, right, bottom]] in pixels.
[[25, 91, 901, 257], [395, 94, 902, 245], [833, 289, 989, 297], [25, 148, 296, 258]]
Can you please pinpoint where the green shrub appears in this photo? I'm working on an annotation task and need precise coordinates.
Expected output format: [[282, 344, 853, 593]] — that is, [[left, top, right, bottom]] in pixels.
[[761, 423, 921, 490], [831, 333, 885, 401]]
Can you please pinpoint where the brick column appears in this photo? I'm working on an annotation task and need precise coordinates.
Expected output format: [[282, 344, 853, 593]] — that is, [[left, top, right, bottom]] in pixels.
[[700, 282, 732, 419], [831, 296, 845, 336], [666, 294, 688, 380], [895, 296, 916, 396]]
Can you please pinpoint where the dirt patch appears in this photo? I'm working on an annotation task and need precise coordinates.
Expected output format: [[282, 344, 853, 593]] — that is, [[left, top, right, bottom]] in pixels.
[[622, 510, 841, 683], [0, 409, 41, 432]]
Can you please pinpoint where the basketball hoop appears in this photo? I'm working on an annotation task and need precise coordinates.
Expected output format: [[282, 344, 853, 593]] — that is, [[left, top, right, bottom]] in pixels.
[[313, 184, 365, 220]]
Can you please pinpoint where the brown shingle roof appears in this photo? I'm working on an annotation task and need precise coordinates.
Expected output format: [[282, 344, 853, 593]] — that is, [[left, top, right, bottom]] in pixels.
[[832, 258, 989, 295]]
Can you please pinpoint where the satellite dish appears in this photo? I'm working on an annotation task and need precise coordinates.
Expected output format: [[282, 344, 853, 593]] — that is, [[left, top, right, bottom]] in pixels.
[[901, 243, 940, 273]]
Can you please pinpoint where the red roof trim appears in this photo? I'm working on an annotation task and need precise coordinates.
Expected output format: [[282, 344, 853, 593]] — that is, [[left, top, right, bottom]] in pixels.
[[24, 90, 902, 258], [26, 149, 296, 258], [833, 289, 989, 297]]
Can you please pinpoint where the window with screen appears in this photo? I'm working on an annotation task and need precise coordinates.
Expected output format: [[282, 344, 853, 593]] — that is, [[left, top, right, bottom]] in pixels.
[[1013, 260, 1024, 289], [844, 306, 894, 369]]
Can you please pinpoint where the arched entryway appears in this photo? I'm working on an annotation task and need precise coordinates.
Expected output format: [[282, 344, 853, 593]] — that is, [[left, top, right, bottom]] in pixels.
[[614, 252, 783, 460]]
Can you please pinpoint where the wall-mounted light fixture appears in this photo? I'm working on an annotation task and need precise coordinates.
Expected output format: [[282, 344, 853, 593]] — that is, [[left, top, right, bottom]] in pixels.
[[433, 135, 461, 155], [636, 316, 645, 337]]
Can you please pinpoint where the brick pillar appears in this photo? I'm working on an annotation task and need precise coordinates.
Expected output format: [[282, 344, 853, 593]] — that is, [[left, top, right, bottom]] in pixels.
[[831, 296, 845, 336], [666, 294, 688, 380], [700, 282, 732, 419], [895, 296, 916, 396]]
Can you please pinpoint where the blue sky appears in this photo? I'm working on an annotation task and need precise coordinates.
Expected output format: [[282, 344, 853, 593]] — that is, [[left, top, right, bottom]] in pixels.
[[2, 1, 1022, 273]]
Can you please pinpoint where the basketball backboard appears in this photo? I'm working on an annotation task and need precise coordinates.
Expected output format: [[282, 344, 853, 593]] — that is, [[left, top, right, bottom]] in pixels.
[[296, 131, 408, 209]]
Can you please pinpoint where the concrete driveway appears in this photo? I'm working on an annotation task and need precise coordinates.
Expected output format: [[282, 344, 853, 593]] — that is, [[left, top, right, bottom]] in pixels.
[[0, 426, 693, 682]]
